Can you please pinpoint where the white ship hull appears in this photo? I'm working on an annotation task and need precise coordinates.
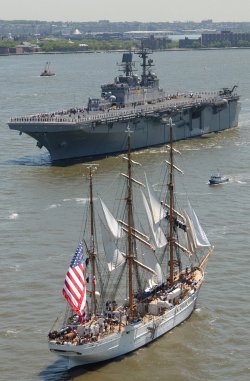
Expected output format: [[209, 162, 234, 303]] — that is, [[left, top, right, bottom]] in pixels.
[[49, 289, 199, 368]]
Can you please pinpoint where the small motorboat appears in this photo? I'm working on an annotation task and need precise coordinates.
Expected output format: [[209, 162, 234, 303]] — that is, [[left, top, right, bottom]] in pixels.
[[209, 171, 229, 185]]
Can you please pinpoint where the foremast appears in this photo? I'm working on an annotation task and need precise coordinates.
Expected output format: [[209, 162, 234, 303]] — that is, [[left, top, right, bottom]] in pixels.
[[126, 128, 134, 320], [168, 123, 175, 286], [167, 118, 183, 287]]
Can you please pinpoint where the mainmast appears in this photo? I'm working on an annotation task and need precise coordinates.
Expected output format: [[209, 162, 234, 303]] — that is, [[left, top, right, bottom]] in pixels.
[[126, 128, 134, 320], [86, 164, 98, 318], [168, 119, 175, 286]]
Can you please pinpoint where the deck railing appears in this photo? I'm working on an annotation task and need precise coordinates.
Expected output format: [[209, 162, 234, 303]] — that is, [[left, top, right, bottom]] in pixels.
[[9, 92, 232, 125]]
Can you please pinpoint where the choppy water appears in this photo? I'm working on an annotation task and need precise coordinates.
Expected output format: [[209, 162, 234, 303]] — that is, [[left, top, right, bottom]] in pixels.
[[0, 49, 250, 381]]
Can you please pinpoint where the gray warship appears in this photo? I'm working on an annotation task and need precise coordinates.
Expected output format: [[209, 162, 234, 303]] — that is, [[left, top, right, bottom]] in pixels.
[[8, 47, 240, 163]]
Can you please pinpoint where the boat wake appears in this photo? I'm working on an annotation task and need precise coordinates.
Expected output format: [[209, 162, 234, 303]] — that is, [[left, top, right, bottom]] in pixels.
[[4, 154, 51, 166], [45, 204, 62, 210], [62, 197, 87, 204], [225, 174, 250, 184], [7, 264, 20, 272], [9, 212, 19, 219], [5, 329, 20, 337], [45, 198, 88, 211], [236, 180, 247, 184]]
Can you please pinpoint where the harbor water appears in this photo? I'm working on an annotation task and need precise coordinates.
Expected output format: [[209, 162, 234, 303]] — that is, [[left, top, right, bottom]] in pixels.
[[0, 49, 249, 381]]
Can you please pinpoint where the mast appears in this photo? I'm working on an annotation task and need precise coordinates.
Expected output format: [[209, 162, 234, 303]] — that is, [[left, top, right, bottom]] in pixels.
[[126, 127, 134, 319], [119, 50, 134, 77], [136, 43, 154, 87], [168, 118, 175, 286], [86, 164, 97, 317], [140, 47, 147, 86]]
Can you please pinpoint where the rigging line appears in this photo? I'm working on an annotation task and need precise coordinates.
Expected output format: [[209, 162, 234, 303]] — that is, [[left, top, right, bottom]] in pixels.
[[96, 171, 120, 201], [109, 262, 127, 303], [98, 171, 126, 231], [122, 156, 142, 166], [173, 144, 193, 207], [133, 259, 156, 274], [120, 225, 155, 250], [121, 173, 144, 187], [118, 219, 149, 240], [165, 160, 184, 175], [95, 258, 110, 300], [156, 160, 169, 207], [77, 199, 89, 244], [167, 158, 186, 222], [133, 258, 144, 295], [115, 172, 128, 223]]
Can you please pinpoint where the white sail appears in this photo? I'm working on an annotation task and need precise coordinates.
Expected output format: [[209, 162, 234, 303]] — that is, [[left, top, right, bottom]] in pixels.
[[145, 173, 165, 224], [141, 247, 163, 286], [141, 189, 167, 248], [99, 198, 124, 239], [151, 263, 163, 286], [184, 211, 197, 252], [187, 204, 211, 247], [100, 219, 125, 271]]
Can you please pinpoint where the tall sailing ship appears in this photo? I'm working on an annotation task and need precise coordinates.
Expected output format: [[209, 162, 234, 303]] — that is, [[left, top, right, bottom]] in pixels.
[[8, 46, 240, 163], [48, 121, 213, 368]]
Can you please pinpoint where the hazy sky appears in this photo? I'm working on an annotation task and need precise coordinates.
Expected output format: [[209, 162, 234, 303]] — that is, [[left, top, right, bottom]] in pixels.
[[1, 0, 250, 22]]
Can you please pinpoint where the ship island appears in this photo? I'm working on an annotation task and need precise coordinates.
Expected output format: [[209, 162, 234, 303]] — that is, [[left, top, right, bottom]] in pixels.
[[8, 46, 240, 164]]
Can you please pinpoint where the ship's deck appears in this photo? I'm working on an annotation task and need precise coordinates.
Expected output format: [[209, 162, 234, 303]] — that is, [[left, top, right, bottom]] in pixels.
[[9, 92, 235, 126], [48, 268, 203, 348]]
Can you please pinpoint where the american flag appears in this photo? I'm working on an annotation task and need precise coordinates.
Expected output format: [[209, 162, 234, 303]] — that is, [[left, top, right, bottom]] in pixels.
[[62, 243, 86, 322]]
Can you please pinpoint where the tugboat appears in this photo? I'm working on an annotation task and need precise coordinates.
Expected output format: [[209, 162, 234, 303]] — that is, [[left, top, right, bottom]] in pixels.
[[8, 45, 240, 163]]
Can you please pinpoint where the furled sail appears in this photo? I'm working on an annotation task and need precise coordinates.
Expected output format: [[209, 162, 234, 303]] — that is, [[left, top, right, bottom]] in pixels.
[[141, 189, 167, 248], [187, 204, 211, 248], [145, 173, 165, 224], [99, 198, 124, 238], [100, 219, 125, 271]]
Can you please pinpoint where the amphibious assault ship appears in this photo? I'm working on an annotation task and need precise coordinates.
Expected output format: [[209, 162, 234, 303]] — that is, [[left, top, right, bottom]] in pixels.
[[8, 47, 240, 163]]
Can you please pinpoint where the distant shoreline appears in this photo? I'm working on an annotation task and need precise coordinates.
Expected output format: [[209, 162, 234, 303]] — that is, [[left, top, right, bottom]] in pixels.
[[1, 46, 250, 57]]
